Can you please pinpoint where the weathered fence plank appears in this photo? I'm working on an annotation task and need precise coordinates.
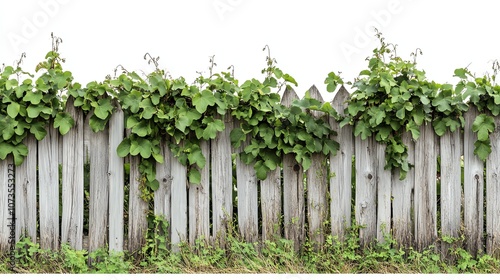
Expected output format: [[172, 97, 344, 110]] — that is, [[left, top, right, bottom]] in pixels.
[[440, 129, 462, 257], [38, 125, 60, 250], [464, 108, 484, 256], [391, 132, 414, 248], [61, 98, 84, 250], [128, 156, 148, 254], [235, 133, 258, 243], [188, 141, 210, 244], [376, 142, 392, 242], [88, 121, 110, 252], [414, 123, 437, 251], [261, 168, 281, 241], [170, 148, 188, 252], [282, 88, 305, 252], [486, 115, 500, 257], [15, 135, 37, 243], [155, 140, 172, 248], [0, 156, 13, 252], [211, 114, 233, 246], [108, 105, 125, 252], [305, 85, 328, 248], [330, 86, 353, 240], [355, 136, 377, 247]]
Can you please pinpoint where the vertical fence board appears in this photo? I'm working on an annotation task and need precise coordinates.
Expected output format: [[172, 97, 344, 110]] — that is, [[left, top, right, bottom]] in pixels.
[[128, 156, 148, 254], [330, 86, 353, 240], [155, 140, 172, 248], [235, 132, 258, 243], [211, 114, 233, 246], [170, 151, 187, 252], [0, 156, 13, 252], [88, 122, 109, 252], [414, 123, 437, 251], [305, 85, 328, 247], [355, 136, 377, 247], [281, 88, 305, 252], [376, 142, 392, 242], [15, 135, 37, 243], [487, 115, 500, 257], [440, 130, 462, 257], [108, 105, 124, 252], [392, 133, 414, 247], [261, 168, 281, 241], [464, 108, 484, 256], [61, 98, 84, 250], [38, 125, 60, 250], [188, 140, 210, 244]]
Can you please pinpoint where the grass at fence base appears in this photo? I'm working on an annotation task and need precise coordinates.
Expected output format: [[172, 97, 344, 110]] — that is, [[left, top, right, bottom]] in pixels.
[[1, 227, 500, 274]]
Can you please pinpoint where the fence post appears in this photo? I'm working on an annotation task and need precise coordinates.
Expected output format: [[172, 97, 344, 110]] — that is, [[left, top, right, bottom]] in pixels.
[[108, 104, 125, 252], [188, 140, 210, 245], [486, 114, 500, 257], [15, 135, 37, 243], [330, 86, 353, 241], [88, 113, 110, 252], [154, 139, 172, 249], [282, 88, 305, 252], [128, 155, 148, 254], [463, 107, 484, 256], [211, 114, 233, 247], [414, 123, 438, 251], [376, 141, 392, 242], [170, 141, 188, 252], [60, 97, 84, 250], [261, 168, 281, 241], [235, 121, 259, 243]]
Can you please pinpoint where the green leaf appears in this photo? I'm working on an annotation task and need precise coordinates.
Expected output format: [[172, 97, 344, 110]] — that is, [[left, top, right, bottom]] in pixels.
[[54, 112, 75, 135], [117, 138, 131, 157], [474, 140, 491, 161], [121, 90, 142, 113], [189, 168, 201, 184], [23, 90, 43, 105], [94, 98, 114, 120], [30, 122, 47, 140], [7, 102, 20, 118], [192, 90, 217, 114], [472, 114, 495, 142], [354, 122, 371, 140], [230, 127, 246, 147], [139, 98, 156, 120], [254, 161, 269, 180], [188, 147, 206, 169], [433, 119, 447, 136], [202, 119, 224, 140], [454, 68, 467, 79]]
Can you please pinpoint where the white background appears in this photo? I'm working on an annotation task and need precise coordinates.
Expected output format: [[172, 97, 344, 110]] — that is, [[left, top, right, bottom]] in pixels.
[[1, 0, 499, 100]]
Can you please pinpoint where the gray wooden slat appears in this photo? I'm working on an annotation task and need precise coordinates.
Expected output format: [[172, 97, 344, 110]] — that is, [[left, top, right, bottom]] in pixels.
[[210, 114, 233, 246], [155, 140, 172, 248], [235, 126, 258, 243], [440, 129, 462, 258], [486, 115, 500, 257], [108, 105, 124, 252], [61, 97, 84, 250], [391, 132, 414, 248], [128, 156, 148, 254], [188, 140, 210, 244], [170, 151, 187, 252], [355, 136, 377, 247], [261, 168, 281, 241], [414, 123, 437, 251], [330, 86, 353, 240], [38, 125, 60, 250], [15, 135, 37, 243], [305, 85, 328, 248], [463, 107, 484, 256], [376, 142, 392, 242], [88, 120, 110, 252], [281, 88, 305, 252]]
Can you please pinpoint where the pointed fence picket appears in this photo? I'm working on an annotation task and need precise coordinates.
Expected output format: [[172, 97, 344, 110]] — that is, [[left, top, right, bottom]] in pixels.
[[1, 84, 500, 259]]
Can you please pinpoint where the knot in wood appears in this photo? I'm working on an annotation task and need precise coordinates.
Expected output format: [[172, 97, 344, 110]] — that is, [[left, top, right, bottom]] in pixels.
[[475, 174, 480, 180], [361, 201, 367, 208], [293, 164, 300, 172], [367, 174, 373, 180]]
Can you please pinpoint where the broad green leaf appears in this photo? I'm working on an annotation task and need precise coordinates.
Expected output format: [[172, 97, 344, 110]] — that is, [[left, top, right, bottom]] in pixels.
[[54, 112, 75, 135], [254, 160, 269, 180], [192, 90, 217, 113], [230, 127, 246, 147], [474, 140, 491, 161], [188, 168, 201, 184], [202, 119, 224, 140], [94, 98, 114, 120], [472, 114, 495, 142], [23, 90, 43, 105], [116, 138, 131, 157], [354, 122, 371, 139], [188, 147, 206, 169], [7, 102, 20, 118], [29, 122, 47, 140]]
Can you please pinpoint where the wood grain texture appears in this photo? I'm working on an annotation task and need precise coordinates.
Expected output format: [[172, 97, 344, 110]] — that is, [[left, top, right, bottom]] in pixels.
[[128, 156, 148, 254], [188, 140, 210, 244], [108, 105, 125, 252], [261, 168, 281, 241], [376, 142, 392, 242], [155, 139, 172, 248], [170, 149, 188, 252], [486, 114, 500, 257], [329, 86, 353, 240]]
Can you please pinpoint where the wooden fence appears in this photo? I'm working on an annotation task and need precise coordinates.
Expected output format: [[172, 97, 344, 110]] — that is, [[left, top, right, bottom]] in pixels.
[[1, 85, 500, 258]]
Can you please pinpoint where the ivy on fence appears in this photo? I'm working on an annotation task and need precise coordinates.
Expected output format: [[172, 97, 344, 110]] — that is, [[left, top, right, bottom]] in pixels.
[[1, 32, 499, 200]]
